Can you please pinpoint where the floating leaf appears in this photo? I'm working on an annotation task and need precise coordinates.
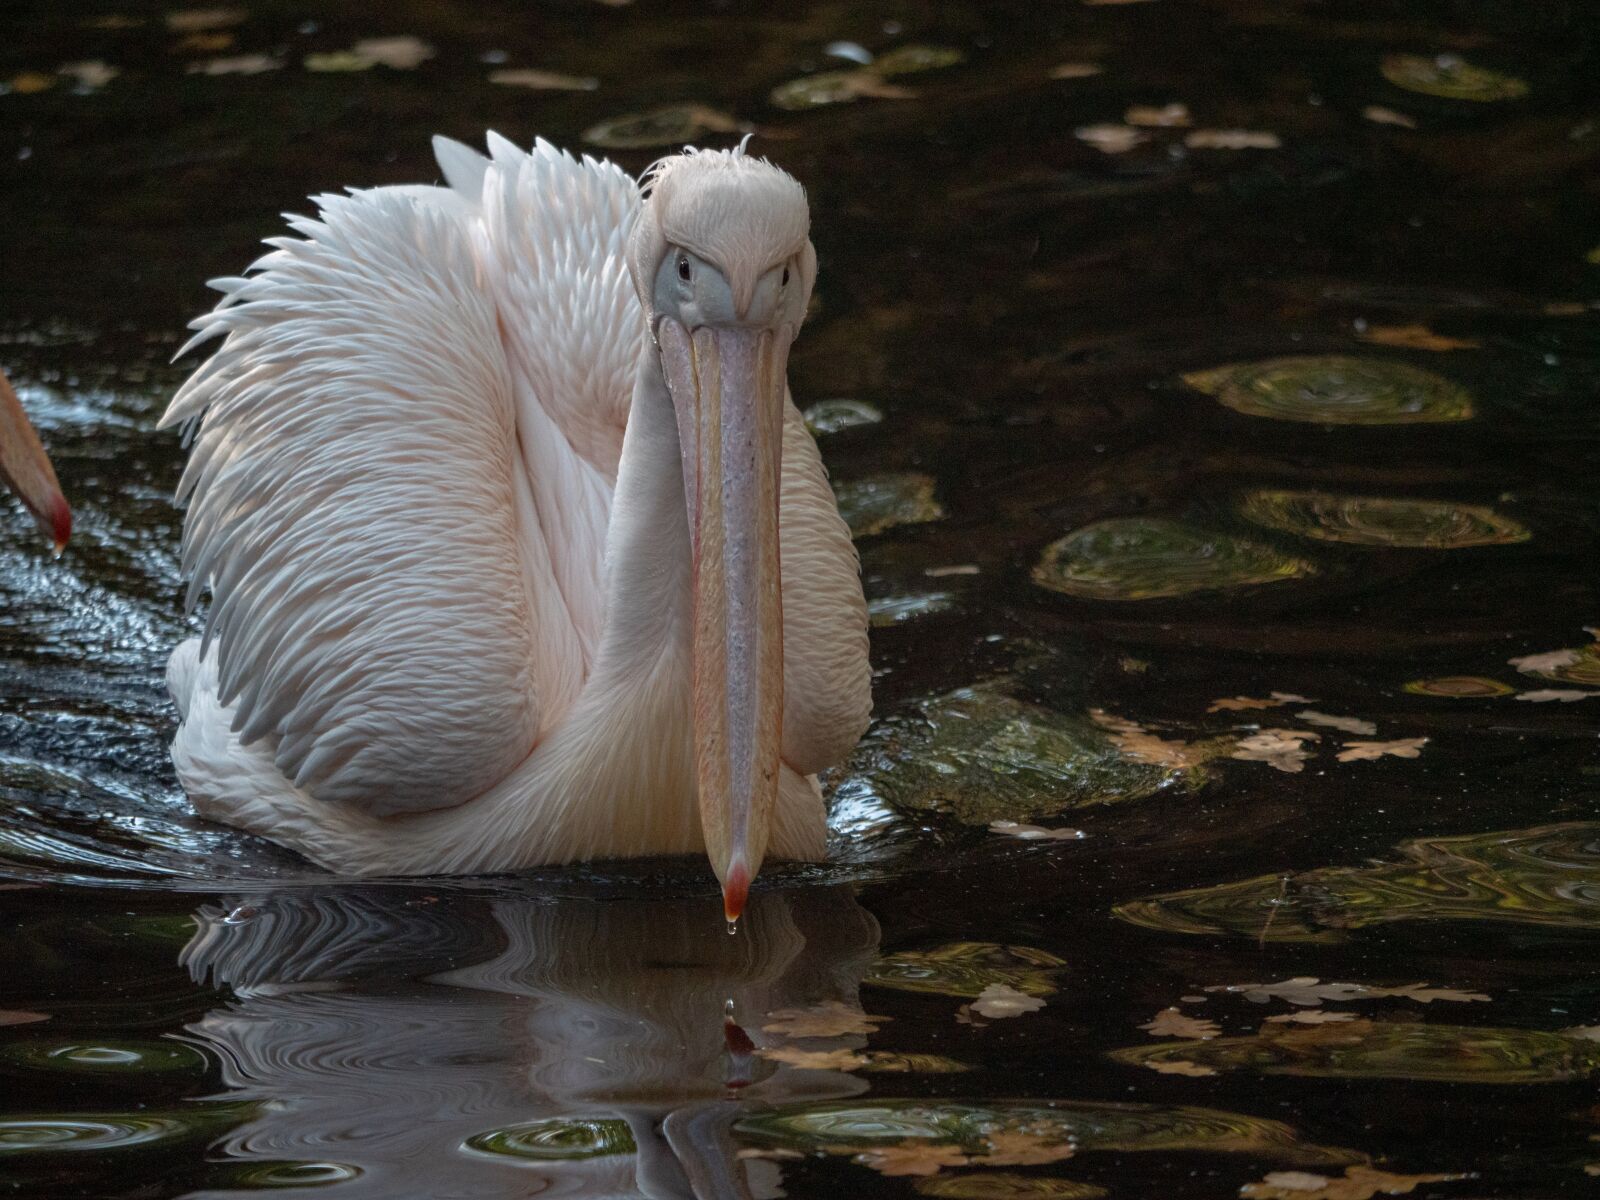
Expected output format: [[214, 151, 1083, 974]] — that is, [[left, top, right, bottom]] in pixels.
[[856, 1142, 970, 1176], [918, 1173, 1106, 1198], [1355, 324, 1479, 351], [839, 683, 1203, 827], [1516, 689, 1599, 703], [759, 1046, 867, 1070], [1034, 518, 1315, 601], [1402, 676, 1514, 698], [1362, 106, 1418, 128], [1050, 63, 1104, 80], [352, 37, 436, 70], [187, 54, 281, 75], [872, 45, 966, 77], [1141, 1009, 1220, 1039], [764, 1000, 888, 1039], [464, 1119, 635, 1160], [1336, 737, 1428, 762], [861, 1052, 972, 1074], [488, 69, 598, 91], [0, 1011, 47, 1027], [736, 1099, 1359, 1166], [1112, 1019, 1600, 1083], [1075, 124, 1148, 153], [1296, 711, 1378, 736], [303, 51, 373, 73], [1381, 54, 1528, 102], [165, 7, 247, 33], [1117, 823, 1600, 942], [1183, 356, 1473, 425], [1144, 1059, 1216, 1076], [972, 983, 1046, 1019], [984, 1130, 1077, 1165], [1208, 693, 1312, 713], [989, 820, 1085, 841], [6, 73, 55, 95], [1091, 710, 1223, 770], [57, 61, 118, 89], [1241, 1166, 1468, 1200], [834, 472, 945, 537], [1125, 103, 1190, 127], [803, 398, 882, 435], [770, 69, 915, 110], [583, 103, 745, 149], [1266, 1011, 1357, 1025], [172, 31, 234, 52], [1185, 130, 1281, 150], [1509, 644, 1600, 687], [1238, 491, 1528, 549], [1202, 978, 1488, 1006], [867, 941, 1067, 999], [1232, 729, 1319, 774]]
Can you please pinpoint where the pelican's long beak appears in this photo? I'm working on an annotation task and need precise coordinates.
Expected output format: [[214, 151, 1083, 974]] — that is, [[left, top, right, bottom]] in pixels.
[[657, 318, 789, 925], [0, 372, 69, 553]]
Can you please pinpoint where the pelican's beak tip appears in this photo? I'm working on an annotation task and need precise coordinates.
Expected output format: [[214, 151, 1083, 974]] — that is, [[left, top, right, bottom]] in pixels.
[[49, 496, 71, 555], [722, 859, 750, 926]]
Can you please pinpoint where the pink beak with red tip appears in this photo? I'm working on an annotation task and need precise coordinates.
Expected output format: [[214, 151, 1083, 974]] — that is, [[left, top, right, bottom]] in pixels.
[[0, 371, 70, 553]]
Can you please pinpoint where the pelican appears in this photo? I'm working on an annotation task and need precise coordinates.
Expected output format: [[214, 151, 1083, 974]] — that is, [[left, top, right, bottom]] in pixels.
[[0, 370, 71, 551], [162, 134, 872, 918]]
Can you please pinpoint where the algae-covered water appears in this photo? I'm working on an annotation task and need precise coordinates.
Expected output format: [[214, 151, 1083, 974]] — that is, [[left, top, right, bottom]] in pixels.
[[2, 1, 1599, 1197]]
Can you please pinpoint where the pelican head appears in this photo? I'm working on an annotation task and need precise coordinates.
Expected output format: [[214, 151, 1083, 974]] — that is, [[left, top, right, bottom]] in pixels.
[[0, 371, 70, 553], [627, 148, 816, 922]]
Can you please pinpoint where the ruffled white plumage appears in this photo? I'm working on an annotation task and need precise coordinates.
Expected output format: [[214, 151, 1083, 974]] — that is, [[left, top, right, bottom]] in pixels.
[[162, 134, 871, 875]]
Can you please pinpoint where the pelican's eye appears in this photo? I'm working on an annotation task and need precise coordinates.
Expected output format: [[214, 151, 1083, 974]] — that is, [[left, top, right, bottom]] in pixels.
[[781, 266, 790, 287], [677, 255, 691, 282]]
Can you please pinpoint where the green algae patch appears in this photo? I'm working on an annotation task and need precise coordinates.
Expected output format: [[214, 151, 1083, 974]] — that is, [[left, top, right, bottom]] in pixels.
[[734, 1099, 1360, 1166], [1183, 356, 1474, 425], [1115, 823, 1600, 943], [835, 681, 1205, 827], [1112, 1019, 1600, 1084], [834, 472, 946, 537], [866, 942, 1068, 999], [1381, 54, 1529, 102], [1238, 491, 1528, 549], [1034, 517, 1314, 601]]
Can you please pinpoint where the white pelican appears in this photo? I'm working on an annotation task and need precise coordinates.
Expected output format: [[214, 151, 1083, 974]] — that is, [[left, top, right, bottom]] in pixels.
[[162, 135, 872, 918], [0, 370, 71, 551]]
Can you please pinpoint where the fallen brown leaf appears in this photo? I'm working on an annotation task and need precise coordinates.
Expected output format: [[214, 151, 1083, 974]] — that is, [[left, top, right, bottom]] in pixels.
[[1075, 124, 1148, 154], [1143, 1058, 1216, 1076], [758, 1045, 867, 1070], [0, 1010, 48, 1027], [1051, 63, 1104, 79], [165, 7, 247, 33], [1336, 737, 1428, 762], [488, 68, 598, 91], [1515, 689, 1598, 703], [1185, 129, 1281, 150], [989, 820, 1085, 842], [1241, 1165, 1467, 1200], [1232, 729, 1319, 773], [853, 1142, 969, 1177], [1355, 324, 1479, 351], [1208, 693, 1312, 712], [1265, 1010, 1356, 1025], [972, 983, 1046, 1019], [1091, 709, 1210, 769], [763, 1000, 889, 1038], [1509, 648, 1581, 674], [1363, 105, 1418, 129], [1296, 710, 1378, 736], [1141, 1007, 1220, 1039], [1125, 102, 1190, 127], [983, 1129, 1077, 1165], [1206, 977, 1487, 1006]]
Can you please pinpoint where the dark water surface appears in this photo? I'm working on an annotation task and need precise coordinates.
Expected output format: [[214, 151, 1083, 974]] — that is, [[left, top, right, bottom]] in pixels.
[[3, 1, 1600, 1197]]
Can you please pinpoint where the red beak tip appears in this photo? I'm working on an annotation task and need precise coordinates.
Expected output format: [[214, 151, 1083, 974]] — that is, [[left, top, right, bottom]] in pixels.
[[49, 497, 71, 553], [722, 863, 750, 925]]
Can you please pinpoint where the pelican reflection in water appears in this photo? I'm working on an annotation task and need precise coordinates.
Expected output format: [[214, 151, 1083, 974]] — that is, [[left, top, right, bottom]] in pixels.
[[181, 886, 880, 1199]]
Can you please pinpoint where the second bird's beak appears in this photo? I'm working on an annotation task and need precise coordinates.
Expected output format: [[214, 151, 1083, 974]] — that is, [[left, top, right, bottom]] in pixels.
[[0, 372, 70, 553], [656, 318, 789, 924]]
